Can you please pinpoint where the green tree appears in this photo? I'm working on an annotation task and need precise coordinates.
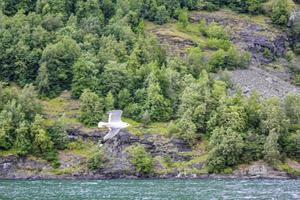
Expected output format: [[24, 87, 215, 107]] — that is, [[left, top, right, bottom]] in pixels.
[[178, 71, 210, 131], [145, 75, 172, 122], [105, 91, 115, 112], [209, 49, 226, 72], [18, 84, 42, 121], [284, 93, 300, 124], [263, 129, 280, 164], [32, 128, 54, 159], [207, 127, 244, 173], [155, 5, 169, 25], [141, 110, 151, 127], [15, 121, 32, 156], [80, 90, 104, 126], [259, 98, 288, 135], [36, 64, 50, 97], [117, 89, 131, 109], [177, 109, 197, 144], [71, 53, 100, 98], [87, 148, 105, 170], [282, 131, 300, 161], [0, 110, 14, 149], [38, 37, 80, 97], [178, 8, 189, 28], [246, 91, 261, 128], [48, 116, 68, 150], [31, 115, 55, 160], [127, 144, 154, 175], [271, 0, 291, 26]]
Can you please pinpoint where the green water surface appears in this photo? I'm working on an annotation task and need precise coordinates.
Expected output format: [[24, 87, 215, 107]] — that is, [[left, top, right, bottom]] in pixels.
[[0, 179, 299, 200]]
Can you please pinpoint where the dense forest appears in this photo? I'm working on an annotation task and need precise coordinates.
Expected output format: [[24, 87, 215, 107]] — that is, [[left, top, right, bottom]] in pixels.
[[0, 0, 299, 174]]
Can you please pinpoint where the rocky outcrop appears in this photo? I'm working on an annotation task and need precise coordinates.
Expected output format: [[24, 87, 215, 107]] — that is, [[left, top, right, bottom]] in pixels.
[[0, 129, 298, 180], [189, 11, 288, 64], [230, 67, 300, 99], [188, 10, 300, 99], [233, 161, 289, 179], [148, 29, 197, 57]]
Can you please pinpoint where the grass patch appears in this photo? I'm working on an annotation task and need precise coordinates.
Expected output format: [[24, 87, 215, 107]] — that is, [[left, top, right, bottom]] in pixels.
[[275, 161, 300, 176], [0, 148, 19, 156], [64, 140, 97, 157]]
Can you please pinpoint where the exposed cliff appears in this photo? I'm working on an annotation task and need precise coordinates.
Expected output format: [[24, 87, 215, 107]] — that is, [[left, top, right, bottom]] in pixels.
[[147, 10, 300, 99], [0, 128, 298, 180]]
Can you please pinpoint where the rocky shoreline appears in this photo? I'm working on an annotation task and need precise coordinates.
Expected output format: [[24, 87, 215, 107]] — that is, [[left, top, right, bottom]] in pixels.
[[0, 128, 298, 180]]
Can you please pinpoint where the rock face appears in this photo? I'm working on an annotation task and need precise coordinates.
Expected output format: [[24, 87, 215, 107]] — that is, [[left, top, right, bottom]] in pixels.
[[189, 10, 300, 99], [0, 128, 297, 180], [148, 28, 197, 57], [189, 11, 288, 64], [0, 129, 193, 179], [231, 67, 300, 99], [233, 161, 289, 179]]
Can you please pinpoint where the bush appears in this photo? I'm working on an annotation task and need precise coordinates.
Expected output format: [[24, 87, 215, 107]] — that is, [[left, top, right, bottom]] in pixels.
[[282, 131, 300, 161], [48, 117, 68, 150], [205, 23, 228, 39], [79, 90, 104, 127], [127, 144, 154, 175], [88, 148, 105, 170], [167, 121, 179, 136], [209, 49, 226, 71], [155, 6, 169, 25], [271, 0, 291, 26], [207, 38, 232, 50], [294, 43, 300, 55], [207, 127, 244, 173]]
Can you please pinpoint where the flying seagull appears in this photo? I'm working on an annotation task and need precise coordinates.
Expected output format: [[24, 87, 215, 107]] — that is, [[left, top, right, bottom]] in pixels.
[[98, 110, 129, 144]]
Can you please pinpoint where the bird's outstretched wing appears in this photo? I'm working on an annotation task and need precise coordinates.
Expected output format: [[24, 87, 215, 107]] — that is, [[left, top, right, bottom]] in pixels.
[[108, 110, 123, 123], [103, 128, 121, 141]]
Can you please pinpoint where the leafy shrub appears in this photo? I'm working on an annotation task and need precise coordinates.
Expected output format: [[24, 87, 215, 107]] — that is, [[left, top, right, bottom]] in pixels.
[[263, 48, 273, 59], [167, 121, 180, 136], [127, 144, 154, 175], [79, 90, 104, 127], [282, 131, 300, 161], [88, 149, 105, 170], [294, 43, 300, 55], [207, 38, 232, 50], [205, 23, 228, 39]]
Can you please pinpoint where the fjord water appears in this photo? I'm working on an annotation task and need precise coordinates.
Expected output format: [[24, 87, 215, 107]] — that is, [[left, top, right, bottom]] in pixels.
[[0, 179, 299, 200]]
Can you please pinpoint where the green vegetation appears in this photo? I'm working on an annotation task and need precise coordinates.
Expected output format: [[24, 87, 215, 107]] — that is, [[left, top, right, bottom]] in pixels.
[[127, 144, 154, 175], [87, 148, 105, 170], [0, 0, 299, 175]]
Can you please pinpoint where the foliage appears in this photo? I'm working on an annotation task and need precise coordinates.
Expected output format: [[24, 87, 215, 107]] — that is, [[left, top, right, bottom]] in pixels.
[[88, 148, 105, 170], [48, 116, 68, 150], [207, 127, 244, 173], [178, 8, 189, 28], [79, 90, 104, 127], [127, 144, 154, 175], [271, 0, 291, 26]]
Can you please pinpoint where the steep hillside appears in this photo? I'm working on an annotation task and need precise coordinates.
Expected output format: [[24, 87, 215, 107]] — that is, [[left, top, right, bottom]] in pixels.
[[0, 0, 300, 179], [146, 9, 300, 99]]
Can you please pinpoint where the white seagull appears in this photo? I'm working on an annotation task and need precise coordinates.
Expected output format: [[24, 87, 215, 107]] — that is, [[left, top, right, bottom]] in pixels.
[[98, 110, 129, 143]]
